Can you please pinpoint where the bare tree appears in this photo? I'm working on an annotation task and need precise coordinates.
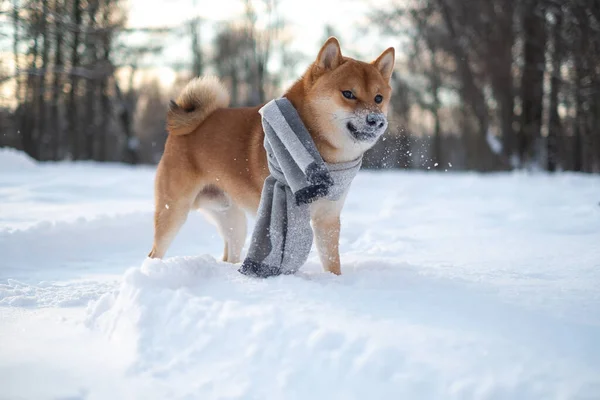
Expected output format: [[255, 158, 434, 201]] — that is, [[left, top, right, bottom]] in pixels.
[[12, 0, 20, 104], [189, 16, 204, 77], [20, 1, 41, 159], [547, 3, 563, 172], [373, 0, 599, 172], [243, 0, 280, 104], [83, 0, 100, 159], [518, 0, 547, 168], [214, 24, 251, 106], [67, 0, 82, 160], [3, 0, 598, 173], [98, 0, 115, 161], [50, 0, 64, 160]]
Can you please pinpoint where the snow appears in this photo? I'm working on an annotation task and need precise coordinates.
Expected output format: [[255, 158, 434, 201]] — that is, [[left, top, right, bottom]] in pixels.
[[1, 150, 600, 399], [0, 147, 37, 171]]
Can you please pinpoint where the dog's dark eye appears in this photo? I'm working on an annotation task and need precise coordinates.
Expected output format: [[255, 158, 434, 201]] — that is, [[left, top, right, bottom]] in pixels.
[[374, 94, 383, 104], [342, 90, 356, 100]]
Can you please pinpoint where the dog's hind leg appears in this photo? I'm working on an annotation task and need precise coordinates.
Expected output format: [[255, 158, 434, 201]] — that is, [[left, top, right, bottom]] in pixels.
[[148, 162, 200, 259], [148, 196, 192, 259], [195, 186, 247, 263]]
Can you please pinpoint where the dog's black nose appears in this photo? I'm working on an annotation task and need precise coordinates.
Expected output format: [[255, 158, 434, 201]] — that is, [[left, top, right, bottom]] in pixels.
[[366, 113, 385, 128]]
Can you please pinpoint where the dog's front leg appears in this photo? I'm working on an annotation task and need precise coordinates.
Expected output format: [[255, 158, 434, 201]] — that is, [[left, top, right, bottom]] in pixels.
[[311, 200, 344, 275], [312, 214, 341, 275]]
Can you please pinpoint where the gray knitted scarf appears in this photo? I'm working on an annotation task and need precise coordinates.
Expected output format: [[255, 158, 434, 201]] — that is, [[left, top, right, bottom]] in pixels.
[[239, 98, 362, 278]]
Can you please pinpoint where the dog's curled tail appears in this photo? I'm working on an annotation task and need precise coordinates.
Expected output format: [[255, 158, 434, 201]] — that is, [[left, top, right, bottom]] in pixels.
[[167, 76, 230, 136]]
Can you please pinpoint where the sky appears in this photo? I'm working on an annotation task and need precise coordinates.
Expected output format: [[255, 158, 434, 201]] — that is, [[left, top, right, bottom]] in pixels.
[[124, 0, 400, 87]]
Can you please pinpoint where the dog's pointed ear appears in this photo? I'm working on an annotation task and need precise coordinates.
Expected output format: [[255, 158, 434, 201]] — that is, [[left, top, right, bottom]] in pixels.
[[316, 37, 343, 71], [373, 47, 395, 83]]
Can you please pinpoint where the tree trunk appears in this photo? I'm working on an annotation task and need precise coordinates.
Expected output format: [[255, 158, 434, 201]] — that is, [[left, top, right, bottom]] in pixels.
[[84, 0, 99, 160], [595, 78, 600, 172], [576, 6, 593, 172], [257, 59, 266, 103], [36, 0, 50, 160], [98, 0, 113, 161], [51, 0, 64, 160], [12, 0, 25, 154], [398, 132, 412, 169], [115, 77, 138, 164], [594, 3, 600, 172], [572, 4, 588, 172], [190, 17, 203, 77], [430, 49, 442, 169], [547, 8, 562, 172], [99, 76, 110, 161], [573, 87, 583, 172], [572, 60, 583, 172], [435, 0, 506, 171], [492, 70, 515, 165], [496, 0, 516, 163], [21, 21, 40, 160], [68, 0, 82, 160], [432, 111, 442, 169], [518, 0, 546, 168], [12, 0, 21, 104], [230, 67, 239, 107]]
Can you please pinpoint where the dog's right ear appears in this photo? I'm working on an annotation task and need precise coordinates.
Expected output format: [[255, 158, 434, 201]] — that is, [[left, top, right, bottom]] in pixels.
[[316, 37, 343, 71]]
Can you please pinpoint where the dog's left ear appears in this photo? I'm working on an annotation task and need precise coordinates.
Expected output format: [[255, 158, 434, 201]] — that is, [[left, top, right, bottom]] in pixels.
[[316, 37, 343, 71], [373, 47, 395, 83]]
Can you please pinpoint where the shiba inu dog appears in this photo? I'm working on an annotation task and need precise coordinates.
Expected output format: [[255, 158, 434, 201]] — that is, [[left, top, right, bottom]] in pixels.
[[149, 37, 395, 275]]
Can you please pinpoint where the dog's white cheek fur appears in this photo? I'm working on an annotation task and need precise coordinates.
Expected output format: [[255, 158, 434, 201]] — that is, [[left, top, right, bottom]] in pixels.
[[309, 97, 384, 161]]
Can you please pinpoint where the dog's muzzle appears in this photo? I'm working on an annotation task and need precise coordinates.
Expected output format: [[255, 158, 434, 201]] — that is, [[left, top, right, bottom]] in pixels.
[[346, 112, 388, 141]]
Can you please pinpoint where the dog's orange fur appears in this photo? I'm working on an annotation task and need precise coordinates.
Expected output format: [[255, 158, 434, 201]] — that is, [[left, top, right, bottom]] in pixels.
[[149, 37, 395, 275]]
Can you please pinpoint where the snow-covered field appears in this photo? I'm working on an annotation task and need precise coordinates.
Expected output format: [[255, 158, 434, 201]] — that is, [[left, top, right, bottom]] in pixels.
[[1, 147, 599, 400]]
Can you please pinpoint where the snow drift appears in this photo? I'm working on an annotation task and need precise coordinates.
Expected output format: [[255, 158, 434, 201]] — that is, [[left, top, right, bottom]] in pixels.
[[86, 254, 600, 399]]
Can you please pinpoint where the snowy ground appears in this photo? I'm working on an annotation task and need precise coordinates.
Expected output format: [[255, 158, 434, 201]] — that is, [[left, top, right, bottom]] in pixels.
[[1, 147, 599, 400]]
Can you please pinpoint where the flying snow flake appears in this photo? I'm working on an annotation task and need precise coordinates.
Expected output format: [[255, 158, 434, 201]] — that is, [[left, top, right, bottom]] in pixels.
[[165, 204, 169, 210], [434, 163, 439, 167], [127, 137, 140, 150], [486, 129, 503, 155]]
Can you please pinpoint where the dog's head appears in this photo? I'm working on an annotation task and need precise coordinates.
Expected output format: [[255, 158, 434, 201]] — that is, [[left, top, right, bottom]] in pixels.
[[292, 37, 395, 163]]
